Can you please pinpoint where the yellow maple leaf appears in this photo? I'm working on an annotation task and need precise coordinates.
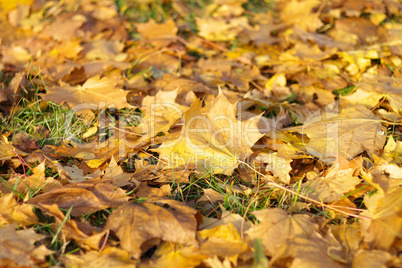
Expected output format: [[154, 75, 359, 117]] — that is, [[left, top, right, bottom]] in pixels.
[[155, 90, 264, 175]]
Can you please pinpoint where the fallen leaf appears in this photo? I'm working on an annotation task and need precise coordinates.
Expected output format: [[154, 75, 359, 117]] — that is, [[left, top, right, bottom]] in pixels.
[[156, 90, 264, 175], [63, 247, 137, 268], [0, 193, 38, 227], [197, 188, 225, 204], [103, 156, 136, 187], [64, 165, 102, 183], [270, 235, 344, 268], [105, 197, 199, 259], [361, 187, 402, 250], [134, 89, 185, 138], [286, 105, 386, 163], [2, 161, 62, 194], [246, 208, 317, 256], [40, 75, 132, 109], [147, 242, 207, 268], [352, 249, 393, 267], [343, 76, 402, 115], [198, 222, 250, 265], [0, 224, 53, 267], [304, 165, 361, 202], [35, 203, 107, 250], [28, 179, 130, 216], [279, 0, 323, 32], [196, 17, 249, 41], [254, 152, 293, 184]]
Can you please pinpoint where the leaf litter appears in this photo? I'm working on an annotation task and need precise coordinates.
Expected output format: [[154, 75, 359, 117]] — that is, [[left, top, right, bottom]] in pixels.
[[0, 0, 402, 267]]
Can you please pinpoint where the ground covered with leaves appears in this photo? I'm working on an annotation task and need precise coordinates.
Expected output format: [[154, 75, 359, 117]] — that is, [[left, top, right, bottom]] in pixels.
[[0, 0, 402, 267]]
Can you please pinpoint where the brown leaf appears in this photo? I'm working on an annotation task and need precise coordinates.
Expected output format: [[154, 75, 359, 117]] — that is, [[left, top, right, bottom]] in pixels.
[[63, 247, 137, 268], [352, 249, 393, 267], [0, 224, 53, 267], [361, 187, 402, 250], [105, 197, 199, 259], [286, 105, 386, 163], [1, 161, 62, 194], [35, 203, 106, 250], [198, 222, 250, 265], [246, 208, 317, 256], [303, 165, 361, 203], [343, 76, 402, 115], [133, 89, 186, 138], [270, 235, 344, 268], [28, 179, 130, 216], [40, 75, 132, 109]]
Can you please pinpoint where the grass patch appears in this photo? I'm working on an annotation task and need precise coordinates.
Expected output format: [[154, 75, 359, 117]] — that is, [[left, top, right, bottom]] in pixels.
[[0, 98, 96, 147]]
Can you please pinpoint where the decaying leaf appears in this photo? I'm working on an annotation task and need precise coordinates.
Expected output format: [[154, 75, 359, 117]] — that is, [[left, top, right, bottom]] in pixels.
[[0, 224, 53, 267], [361, 187, 402, 250], [40, 75, 132, 109], [1, 0, 402, 266], [28, 179, 130, 216], [198, 222, 250, 265], [34, 203, 107, 250], [286, 105, 386, 163], [254, 152, 293, 184], [246, 208, 317, 256], [105, 197, 199, 259], [0, 193, 38, 227], [304, 165, 361, 202], [63, 247, 137, 268]]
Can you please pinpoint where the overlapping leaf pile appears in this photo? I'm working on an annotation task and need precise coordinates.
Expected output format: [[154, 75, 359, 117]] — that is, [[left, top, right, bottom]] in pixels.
[[0, 0, 402, 267]]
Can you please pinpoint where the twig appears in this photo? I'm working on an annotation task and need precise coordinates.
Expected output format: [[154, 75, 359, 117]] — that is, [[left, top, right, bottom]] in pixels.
[[238, 160, 372, 220]]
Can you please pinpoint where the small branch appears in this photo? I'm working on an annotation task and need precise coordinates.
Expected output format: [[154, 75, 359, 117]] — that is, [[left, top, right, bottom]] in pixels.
[[238, 160, 372, 220]]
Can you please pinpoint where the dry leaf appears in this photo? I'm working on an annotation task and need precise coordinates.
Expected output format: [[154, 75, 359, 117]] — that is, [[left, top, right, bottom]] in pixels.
[[0, 193, 38, 227], [40, 75, 132, 109], [105, 197, 199, 259], [28, 179, 130, 216], [286, 105, 386, 163], [246, 208, 317, 256], [156, 90, 263, 175], [0, 224, 53, 267]]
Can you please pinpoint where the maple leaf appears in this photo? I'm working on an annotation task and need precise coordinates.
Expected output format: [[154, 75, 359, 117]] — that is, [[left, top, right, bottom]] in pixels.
[[155, 90, 264, 175], [63, 247, 137, 267], [0, 224, 53, 267], [40, 75, 132, 109], [82, 39, 127, 62], [0, 193, 38, 227], [352, 249, 393, 267], [279, 0, 323, 32], [0, 161, 62, 194], [254, 152, 293, 184], [304, 165, 361, 203], [343, 76, 402, 114], [34, 203, 107, 251], [103, 156, 136, 187], [196, 17, 249, 41], [198, 222, 250, 265], [148, 242, 207, 268], [105, 197, 199, 259], [28, 179, 130, 216], [270, 235, 344, 268], [361, 187, 402, 250], [329, 223, 362, 264], [286, 105, 386, 163], [246, 208, 317, 256], [136, 18, 178, 43], [134, 89, 186, 138]]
